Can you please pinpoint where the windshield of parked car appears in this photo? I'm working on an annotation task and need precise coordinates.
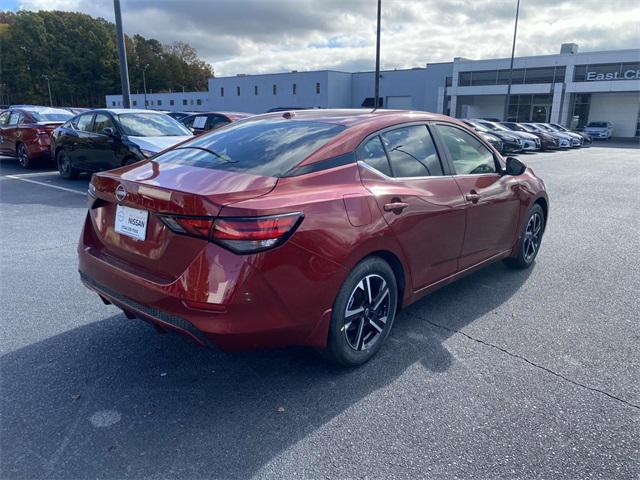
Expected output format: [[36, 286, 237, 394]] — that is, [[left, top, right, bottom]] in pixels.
[[550, 123, 568, 131], [154, 119, 346, 177], [28, 110, 73, 122], [535, 124, 554, 132], [503, 123, 526, 132], [464, 120, 490, 133], [587, 122, 607, 128], [477, 120, 510, 132], [118, 113, 192, 137], [523, 124, 542, 132]]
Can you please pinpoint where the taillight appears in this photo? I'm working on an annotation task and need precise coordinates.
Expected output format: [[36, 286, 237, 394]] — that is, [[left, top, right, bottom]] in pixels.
[[158, 212, 303, 254], [36, 130, 50, 145]]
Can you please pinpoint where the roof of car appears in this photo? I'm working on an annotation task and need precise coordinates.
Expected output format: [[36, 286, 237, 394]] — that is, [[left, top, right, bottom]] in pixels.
[[98, 108, 167, 115]]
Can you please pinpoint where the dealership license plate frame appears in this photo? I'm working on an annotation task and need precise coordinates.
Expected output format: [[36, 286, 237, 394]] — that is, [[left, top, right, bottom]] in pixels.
[[115, 205, 149, 241]]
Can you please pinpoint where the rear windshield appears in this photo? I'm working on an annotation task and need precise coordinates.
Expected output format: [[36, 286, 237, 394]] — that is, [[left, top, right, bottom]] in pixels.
[[118, 113, 191, 137], [154, 119, 346, 177], [28, 111, 73, 122]]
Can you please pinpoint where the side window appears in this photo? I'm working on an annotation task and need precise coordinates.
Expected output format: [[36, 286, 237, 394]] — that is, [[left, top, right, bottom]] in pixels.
[[92, 113, 115, 134], [0, 112, 10, 126], [435, 124, 497, 175], [8, 112, 21, 125], [206, 116, 229, 130], [76, 114, 94, 132], [380, 125, 443, 177], [181, 116, 195, 129], [359, 136, 391, 177]]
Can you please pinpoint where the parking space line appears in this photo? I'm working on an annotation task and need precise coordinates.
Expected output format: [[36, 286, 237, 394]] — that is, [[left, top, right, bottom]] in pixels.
[[3, 175, 86, 195], [1, 170, 59, 178]]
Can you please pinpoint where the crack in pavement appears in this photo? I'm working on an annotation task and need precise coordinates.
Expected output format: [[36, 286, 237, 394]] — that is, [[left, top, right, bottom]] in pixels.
[[408, 313, 640, 411]]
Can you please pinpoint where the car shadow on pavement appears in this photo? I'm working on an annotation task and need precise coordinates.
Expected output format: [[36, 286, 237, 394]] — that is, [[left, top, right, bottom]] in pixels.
[[1, 261, 532, 478]]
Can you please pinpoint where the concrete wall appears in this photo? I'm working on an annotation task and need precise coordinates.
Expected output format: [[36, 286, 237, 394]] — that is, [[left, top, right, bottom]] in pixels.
[[208, 71, 330, 113], [327, 71, 352, 108], [589, 92, 640, 137], [105, 92, 209, 111], [456, 95, 505, 119]]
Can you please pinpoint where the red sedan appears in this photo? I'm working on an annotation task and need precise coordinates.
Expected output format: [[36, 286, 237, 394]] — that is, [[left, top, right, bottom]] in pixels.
[[79, 109, 548, 365], [0, 107, 73, 167]]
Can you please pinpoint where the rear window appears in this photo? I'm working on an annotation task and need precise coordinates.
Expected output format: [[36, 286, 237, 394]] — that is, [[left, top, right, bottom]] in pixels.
[[154, 119, 346, 177]]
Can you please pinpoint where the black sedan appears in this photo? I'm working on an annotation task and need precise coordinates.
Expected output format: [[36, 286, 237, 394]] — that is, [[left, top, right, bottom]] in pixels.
[[179, 111, 252, 135], [502, 122, 559, 150], [462, 120, 522, 153], [51, 109, 192, 179]]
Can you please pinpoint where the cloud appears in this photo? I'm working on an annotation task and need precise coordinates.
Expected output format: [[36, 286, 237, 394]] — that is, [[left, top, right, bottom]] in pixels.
[[16, 0, 640, 76]]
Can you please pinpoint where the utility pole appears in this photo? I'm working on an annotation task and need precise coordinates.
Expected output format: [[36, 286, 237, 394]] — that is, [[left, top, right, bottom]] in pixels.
[[142, 64, 150, 109], [503, 0, 521, 121], [42, 75, 53, 106], [114, 0, 131, 108], [373, 0, 382, 110]]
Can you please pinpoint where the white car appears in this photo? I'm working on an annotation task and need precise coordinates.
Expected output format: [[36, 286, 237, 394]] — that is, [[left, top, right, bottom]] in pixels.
[[583, 122, 613, 139]]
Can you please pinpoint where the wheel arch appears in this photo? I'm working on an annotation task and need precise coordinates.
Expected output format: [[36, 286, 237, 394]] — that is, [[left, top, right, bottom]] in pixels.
[[360, 249, 407, 311], [533, 196, 548, 225]]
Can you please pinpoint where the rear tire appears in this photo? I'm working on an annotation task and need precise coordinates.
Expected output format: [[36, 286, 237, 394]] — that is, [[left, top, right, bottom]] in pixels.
[[17, 143, 32, 169], [504, 203, 545, 269], [56, 149, 79, 179], [323, 257, 398, 366]]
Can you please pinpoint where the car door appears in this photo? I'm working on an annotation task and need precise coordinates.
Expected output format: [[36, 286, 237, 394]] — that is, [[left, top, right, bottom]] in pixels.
[[432, 123, 521, 269], [69, 113, 95, 169], [2, 111, 23, 155], [0, 111, 10, 155], [357, 124, 466, 291], [88, 113, 120, 170]]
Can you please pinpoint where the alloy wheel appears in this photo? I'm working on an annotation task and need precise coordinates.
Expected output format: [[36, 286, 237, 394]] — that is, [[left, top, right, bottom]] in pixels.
[[59, 151, 71, 175], [342, 274, 391, 351], [523, 212, 543, 263], [18, 144, 28, 167]]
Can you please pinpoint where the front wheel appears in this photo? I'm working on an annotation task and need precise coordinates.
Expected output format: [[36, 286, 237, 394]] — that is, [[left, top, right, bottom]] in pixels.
[[323, 257, 398, 366], [57, 149, 79, 179], [504, 203, 545, 269]]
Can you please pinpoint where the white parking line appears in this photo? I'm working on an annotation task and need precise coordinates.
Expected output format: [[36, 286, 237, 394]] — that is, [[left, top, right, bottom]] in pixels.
[[0, 170, 59, 178], [3, 175, 86, 195]]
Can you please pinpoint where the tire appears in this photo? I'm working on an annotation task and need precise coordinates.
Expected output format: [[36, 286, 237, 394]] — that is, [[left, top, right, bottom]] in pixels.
[[323, 256, 398, 366], [56, 148, 79, 180], [16, 143, 32, 169], [504, 203, 545, 269]]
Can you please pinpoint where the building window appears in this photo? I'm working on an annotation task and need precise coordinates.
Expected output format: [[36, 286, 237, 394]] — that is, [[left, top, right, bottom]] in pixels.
[[132, 100, 137, 106], [170, 99, 174, 106], [145, 100, 149, 106], [157, 100, 162, 106], [292, 83, 297, 95], [316, 82, 320, 94], [112, 101, 116, 106], [445, 76, 452, 87], [220, 87, 224, 97], [273, 84, 277, 95], [570, 93, 591, 129], [183, 99, 187, 105], [237, 86, 240, 96], [196, 99, 202, 105], [254, 85, 258, 96]]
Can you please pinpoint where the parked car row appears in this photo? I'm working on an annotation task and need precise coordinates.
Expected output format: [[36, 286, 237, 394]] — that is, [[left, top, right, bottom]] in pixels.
[[463, 119, 594, 154]]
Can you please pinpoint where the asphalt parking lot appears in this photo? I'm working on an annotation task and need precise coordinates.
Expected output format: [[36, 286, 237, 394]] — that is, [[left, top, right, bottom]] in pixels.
[[1, 143, 639, 479]]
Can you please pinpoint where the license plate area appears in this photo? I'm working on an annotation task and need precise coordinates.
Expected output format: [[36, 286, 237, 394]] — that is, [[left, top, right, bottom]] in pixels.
[[115, 205, 148, 241]]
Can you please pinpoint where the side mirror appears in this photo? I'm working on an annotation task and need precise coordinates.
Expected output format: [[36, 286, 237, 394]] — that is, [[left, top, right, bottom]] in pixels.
[[505, 156, 526, 176], [102, 127, 116, 137]]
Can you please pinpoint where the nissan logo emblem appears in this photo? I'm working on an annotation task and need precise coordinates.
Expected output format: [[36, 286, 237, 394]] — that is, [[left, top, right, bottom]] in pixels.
[[115, 184, 127, 202]]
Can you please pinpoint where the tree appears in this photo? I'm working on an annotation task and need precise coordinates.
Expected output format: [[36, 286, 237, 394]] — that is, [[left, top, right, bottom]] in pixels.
[[0, 10, 214, 106]]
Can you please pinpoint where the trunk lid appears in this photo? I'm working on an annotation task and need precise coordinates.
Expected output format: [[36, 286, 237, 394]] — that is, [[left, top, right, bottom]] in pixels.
[[87, 161, 277, 281]]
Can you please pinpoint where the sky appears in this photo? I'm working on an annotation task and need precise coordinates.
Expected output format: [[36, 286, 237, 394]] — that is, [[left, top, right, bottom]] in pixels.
[[4, 0, 640, 77]]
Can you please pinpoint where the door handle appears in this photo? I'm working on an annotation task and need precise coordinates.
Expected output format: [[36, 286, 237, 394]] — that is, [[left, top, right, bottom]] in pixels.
[[383, 201, 409, 212], [465, 191, 481, 203]]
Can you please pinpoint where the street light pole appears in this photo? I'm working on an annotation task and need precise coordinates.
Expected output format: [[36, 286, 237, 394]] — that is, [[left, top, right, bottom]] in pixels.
[[373, 0, 382, 110], [142, 64, 150, 109], [503, 0, 521, 122], [42, 75, 53, 106], [114, 0, 131, 108]]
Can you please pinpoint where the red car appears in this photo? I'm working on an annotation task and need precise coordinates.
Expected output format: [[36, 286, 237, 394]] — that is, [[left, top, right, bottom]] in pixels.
[[80, 109, 548, 365], [0, 106, 73, 167]]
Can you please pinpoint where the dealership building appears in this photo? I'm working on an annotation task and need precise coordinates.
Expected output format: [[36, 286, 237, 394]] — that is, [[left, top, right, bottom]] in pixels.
[[106, 44, 640, 138]]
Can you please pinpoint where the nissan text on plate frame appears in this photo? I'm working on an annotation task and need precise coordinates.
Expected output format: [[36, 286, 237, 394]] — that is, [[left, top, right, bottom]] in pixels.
[[78, 109, 549, 366]]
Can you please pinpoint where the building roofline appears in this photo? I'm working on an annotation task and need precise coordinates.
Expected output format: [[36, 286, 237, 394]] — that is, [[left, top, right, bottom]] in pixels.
[[454, 48, 640, 64]]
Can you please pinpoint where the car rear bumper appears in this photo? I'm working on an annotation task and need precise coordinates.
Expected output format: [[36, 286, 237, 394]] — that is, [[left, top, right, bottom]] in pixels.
[[26, 142, 52, 160], [77, 213, 339, 350]]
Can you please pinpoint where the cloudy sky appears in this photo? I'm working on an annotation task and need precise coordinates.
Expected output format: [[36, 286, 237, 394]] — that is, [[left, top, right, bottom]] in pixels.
[[7, 0, 640, 76]]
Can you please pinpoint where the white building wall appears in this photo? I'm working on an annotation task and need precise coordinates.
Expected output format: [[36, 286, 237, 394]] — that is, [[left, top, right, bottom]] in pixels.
[[105, 92, 209, 111], [458, 95, 505, 119], [588, 92, 640, 137], [327, 72, 353, 108]]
